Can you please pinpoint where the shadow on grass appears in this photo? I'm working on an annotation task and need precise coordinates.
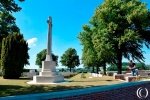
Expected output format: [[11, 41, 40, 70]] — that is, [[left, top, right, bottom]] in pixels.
[[0, 85, 85, 97], [7, 78, 31, 80], [1, 77, 31, 80], [18, 77, 31, 80], [106, 80, 113, 81], [69, 79, 114, 82]]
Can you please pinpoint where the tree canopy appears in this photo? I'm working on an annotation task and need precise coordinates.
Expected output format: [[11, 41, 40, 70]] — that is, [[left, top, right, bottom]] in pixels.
[[35, 49, 58, 68], [0, 0, 24, 38], [0, 0, 24, 12], [79, 0, 150, 74], [60, 48, 80, 72]]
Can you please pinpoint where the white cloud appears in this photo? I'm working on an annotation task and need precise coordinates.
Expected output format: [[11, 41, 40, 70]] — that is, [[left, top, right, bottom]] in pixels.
[[27, 38, 38, 48]]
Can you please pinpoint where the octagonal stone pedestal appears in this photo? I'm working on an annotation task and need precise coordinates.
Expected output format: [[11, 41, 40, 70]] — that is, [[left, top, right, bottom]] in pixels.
[[33, 75, 64, 83], [27, 60, 64, 84]]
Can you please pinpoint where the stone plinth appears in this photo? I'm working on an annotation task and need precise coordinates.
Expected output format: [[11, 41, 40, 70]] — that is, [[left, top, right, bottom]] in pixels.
[[114, 74, 125, 80], [35, 61, 63, 83], [33, 75, 64, 83], [28, 60, 64, 84], [39, 61, 56, 76], [125, 76, 137, 82]]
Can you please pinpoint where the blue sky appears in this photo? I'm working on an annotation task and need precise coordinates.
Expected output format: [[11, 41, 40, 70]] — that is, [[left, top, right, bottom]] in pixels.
[[14, 0, 150, 69]]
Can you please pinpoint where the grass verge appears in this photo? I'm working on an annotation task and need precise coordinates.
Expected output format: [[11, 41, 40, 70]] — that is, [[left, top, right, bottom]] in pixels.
[[0, 73, 124, 97]]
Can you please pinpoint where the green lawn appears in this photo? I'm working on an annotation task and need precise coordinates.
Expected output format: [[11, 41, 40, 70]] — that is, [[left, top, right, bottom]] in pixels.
[[0, 73, 124, 97]]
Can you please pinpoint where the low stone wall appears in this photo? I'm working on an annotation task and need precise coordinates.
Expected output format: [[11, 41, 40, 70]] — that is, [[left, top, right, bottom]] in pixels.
[[48, 81, 150, 100], [0, 81, 150, 100], [139, 70, 150, 77]]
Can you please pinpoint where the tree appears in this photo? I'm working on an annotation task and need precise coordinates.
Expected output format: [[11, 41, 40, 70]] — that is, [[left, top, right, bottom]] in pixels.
[[78, 25, 107, 74], [35, 49, 58, 68], [1, 33, 29, 79], [79, 0, 150, 74], [0, 0, 24, 67], [60, 48, 80, 72]]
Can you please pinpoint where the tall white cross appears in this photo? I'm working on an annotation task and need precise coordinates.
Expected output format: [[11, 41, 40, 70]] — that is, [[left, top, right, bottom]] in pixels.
[[46, 16, 52, 61]]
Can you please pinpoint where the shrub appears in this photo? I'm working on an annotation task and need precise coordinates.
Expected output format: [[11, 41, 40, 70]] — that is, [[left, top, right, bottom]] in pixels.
[[1, 33, 29, 79], [107, 72, 114, 76], [61, 72, 77, 78]]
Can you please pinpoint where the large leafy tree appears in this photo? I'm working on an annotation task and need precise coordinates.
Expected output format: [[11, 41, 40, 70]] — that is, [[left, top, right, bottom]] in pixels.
[[35, 49, 58, 68], [79, 0, 150, 74], [1, 33, 29, 79], [0, 0, 24, 66], [60, 48, 80, 72]]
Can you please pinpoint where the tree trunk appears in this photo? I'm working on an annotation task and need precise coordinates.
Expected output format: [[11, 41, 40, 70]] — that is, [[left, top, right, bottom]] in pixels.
[[70, 67, 71, 72], [96, 66, 99, 74], [117, 50, 122, 74], [103, 64, 106, 75], [92, 66, 94, 73]]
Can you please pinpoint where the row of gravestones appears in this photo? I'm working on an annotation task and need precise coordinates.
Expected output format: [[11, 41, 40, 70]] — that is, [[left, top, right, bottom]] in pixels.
[[22, 69, 150, 80]]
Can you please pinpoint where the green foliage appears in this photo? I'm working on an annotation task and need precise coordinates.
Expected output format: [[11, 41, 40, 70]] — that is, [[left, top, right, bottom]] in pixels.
[[145, 65, 150, 70], [0, 0, 24, 66], [0, 0, 23, 35], [1, 33, 29, 79], [0, 0, 23, 38], [35, 49, 58, 68], [0, 0, 23, 12], [136, 63, 147, 70], [107, 65, 128, 71], [79, 0, 150, 74], [60, 48, 80, 72], [78, 25, 96, 67], [78, 25, 107, 74]]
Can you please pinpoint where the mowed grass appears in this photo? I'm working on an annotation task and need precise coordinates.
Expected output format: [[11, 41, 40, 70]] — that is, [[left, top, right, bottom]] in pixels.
[[65, 73, 123, 86], [0, 73, 123, 97]]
